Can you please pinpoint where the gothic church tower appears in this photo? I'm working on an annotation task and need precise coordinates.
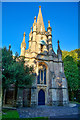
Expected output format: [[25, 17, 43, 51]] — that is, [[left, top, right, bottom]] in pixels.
[[20, 6, 69, 106]]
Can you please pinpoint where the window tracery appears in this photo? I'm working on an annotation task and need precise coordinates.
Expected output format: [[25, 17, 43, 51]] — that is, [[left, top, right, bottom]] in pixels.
[[37, 65, 46, 84]]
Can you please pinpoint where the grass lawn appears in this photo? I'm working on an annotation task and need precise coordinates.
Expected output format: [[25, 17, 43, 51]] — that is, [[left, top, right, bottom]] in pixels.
[[2, 109, 48, 120], [2, 109, 19, 118]]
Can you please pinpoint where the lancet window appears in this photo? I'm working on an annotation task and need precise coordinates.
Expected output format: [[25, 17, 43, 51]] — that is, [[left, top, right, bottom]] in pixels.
[[37, 65, 46, 84]]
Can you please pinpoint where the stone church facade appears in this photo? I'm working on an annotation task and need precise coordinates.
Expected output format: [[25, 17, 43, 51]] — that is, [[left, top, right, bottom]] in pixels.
[[18, 6, 69, 107]]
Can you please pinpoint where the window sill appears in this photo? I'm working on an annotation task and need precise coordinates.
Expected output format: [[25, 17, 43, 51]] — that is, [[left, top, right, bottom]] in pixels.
[[37, 84, 47, 87]]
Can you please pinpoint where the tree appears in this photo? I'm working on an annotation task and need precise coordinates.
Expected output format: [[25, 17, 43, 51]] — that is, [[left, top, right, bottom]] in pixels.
[[62, 50, 69, 61], [62, 49, 80, 102], [2, 47, 35, 105], [62, 49, 80, 64], [2, 47, 14, 95], [9, 57, 34, 101], [63, 55, 79, 101]]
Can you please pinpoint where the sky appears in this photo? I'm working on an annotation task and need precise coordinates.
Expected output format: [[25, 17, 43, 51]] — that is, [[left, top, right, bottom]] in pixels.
[[2, 2, 78, 55]]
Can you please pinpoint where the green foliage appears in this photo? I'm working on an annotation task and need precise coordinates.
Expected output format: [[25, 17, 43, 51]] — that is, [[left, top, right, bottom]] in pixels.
[[62, 49, 79, 63], [75, 48, 80, 58], [63, 55, 79, 91], [9, 61, 34, 88], [62, 50, 69, 60], [2, 109, 19, 118], [75, 49, 80, 88], [63, 55, 79, 101], [2, 47, 14, 89], [62, 49, 80, 102], [2, 47, 13, 67], [2, 47, 35, 101]]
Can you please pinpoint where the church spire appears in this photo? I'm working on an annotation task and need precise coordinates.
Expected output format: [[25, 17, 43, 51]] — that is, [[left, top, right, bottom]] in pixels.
[[21, 32, 26, 47], [57, 40, 62, 55], [37, 6, 45, 33], [20, 32, 26, 56], [23, 32, 26, 42]]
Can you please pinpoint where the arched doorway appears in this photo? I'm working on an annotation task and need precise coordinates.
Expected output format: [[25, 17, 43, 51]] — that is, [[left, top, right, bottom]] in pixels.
[[38, 89, 45, 105]]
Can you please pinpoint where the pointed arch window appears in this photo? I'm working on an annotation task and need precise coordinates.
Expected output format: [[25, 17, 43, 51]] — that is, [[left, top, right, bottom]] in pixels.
[[37, 65, 46, 84]]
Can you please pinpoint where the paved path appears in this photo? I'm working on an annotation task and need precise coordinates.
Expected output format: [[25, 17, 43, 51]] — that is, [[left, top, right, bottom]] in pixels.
[[17, 105, 79, 119]]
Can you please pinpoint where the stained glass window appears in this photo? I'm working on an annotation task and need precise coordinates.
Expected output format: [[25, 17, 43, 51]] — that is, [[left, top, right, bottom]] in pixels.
[[37, 70, 40, 84], [44, 68, 46, 84], [41, 70, 43, 81], [37, 65, 46, 84]]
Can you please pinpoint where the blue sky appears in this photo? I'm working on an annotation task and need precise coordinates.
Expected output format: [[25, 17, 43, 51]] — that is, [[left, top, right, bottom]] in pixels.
[[2, 2, 78, 55]]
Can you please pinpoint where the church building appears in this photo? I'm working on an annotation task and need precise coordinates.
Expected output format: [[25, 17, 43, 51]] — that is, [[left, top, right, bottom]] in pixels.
[[17, 6, 69, 107]]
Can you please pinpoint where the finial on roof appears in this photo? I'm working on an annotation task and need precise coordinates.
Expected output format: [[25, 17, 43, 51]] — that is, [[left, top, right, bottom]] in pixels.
[[57, 40, 59, 44], [48, 20, 50, 27], [34, 16, 36, 19], [39, 6, 41, 13], [34, 16, 36, 24], [57, 40, 62, 56], [39, 6, 41, 8], [23, 32, 26, 42], [57, 40, 60, 49], [9, 44, 11, 51], [23, 32, 26, 37]]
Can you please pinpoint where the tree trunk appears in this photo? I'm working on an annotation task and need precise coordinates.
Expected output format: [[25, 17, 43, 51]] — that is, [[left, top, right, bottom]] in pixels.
[[14, 81, 18, 107], [71, 91, 74, 101]]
